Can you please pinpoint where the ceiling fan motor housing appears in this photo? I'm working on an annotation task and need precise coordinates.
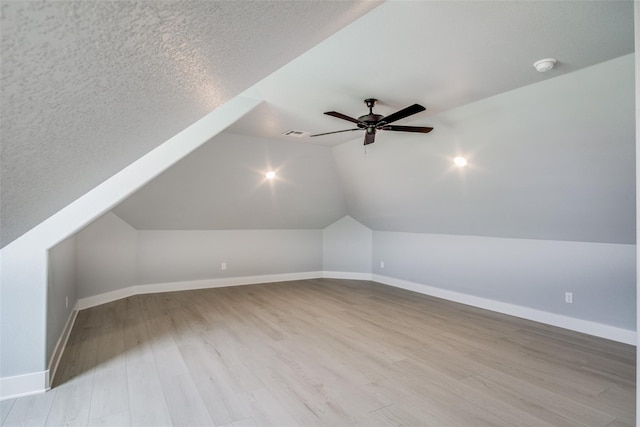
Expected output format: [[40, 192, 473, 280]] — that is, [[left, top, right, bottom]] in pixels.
[[359, 113, 385, 125]]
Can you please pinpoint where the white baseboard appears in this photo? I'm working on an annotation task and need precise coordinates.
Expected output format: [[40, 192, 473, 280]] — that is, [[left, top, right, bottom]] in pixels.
[[76, 286, 137, 310], [372, 274, 636, 346], [0, 371, 49, 401], [76, 271, 323, 310], [322, 271, 373, 281], [48, 309, 78, 387]]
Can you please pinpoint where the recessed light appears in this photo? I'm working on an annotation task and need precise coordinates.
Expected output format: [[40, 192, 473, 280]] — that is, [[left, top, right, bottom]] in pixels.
[[453, 157, 468, 167], [265, 171, 276, 180]]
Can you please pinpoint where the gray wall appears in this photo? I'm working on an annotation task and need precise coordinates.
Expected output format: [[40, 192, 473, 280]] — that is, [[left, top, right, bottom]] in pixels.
[[42, 212, 635, 389], [73, 215, 323, 299], [373, 231, 636, 330], [323, 215, 372, 273], [72, 213, 635, 333], [46, 235, 78, 366], [137, 229, 322, 286], [76, 212, 137, 299]]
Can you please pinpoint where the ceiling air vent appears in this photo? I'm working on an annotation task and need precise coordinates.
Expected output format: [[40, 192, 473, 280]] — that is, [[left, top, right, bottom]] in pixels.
[[282, 130, 309, 138]]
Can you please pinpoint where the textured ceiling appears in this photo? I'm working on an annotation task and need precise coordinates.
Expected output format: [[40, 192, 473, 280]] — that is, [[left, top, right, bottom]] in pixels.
[[2, 1, 635, 247], [0, 0, 380, 248]]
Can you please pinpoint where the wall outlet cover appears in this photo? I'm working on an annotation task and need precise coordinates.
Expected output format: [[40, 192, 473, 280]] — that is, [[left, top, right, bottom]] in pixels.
[[565, 292, 573, 303]]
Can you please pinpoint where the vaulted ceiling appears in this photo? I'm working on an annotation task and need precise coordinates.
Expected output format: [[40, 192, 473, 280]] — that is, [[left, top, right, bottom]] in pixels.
[[0, 0, 380, 247], [2, 1, 635, 247]]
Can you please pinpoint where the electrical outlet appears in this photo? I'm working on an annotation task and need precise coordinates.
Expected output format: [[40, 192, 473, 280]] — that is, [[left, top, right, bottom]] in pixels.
[[565, 292, 573, 304], [380, 261, 385, 269], [221, 262, 227, 271]]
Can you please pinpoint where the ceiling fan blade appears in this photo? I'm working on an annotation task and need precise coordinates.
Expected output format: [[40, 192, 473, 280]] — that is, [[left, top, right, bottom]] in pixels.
[[381, 104, 426, 125], [324, 111, 363, 125], [310, 128, 361, 137], [381, 125, 434, 133], [364, 130, 376, 145]]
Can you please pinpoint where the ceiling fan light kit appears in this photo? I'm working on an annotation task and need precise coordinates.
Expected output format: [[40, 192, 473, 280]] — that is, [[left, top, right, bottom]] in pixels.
[[310, 98, 433, 145]]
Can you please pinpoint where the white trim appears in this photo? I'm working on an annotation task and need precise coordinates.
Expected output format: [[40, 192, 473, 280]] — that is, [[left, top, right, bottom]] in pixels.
[[47, 309, 78, 386], [0, 371, 49, 401], [322, 271, 373, 281], [76, 271, 323, 310], [372, 274, 636, 346], [75, 287, 137, 311]]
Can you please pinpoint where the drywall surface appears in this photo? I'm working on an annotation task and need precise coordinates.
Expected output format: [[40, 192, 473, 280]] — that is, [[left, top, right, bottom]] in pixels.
[[334, 55, 635, 244], [136, 229, 322, 287], [0, 96, 260, 383], [46, 235, 77, 367], [0, 235, 48, 379], [373, 231, 636, 330], [323, 215, 372, 273], [76, 212, 137, 299], [112, 133, 348, 231]]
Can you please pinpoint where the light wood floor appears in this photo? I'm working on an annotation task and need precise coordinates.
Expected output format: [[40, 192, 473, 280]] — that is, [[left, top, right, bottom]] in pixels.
[[2, 279, 635, 426]]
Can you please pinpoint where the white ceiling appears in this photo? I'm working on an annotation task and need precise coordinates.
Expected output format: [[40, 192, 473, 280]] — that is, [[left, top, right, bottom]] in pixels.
[[0, 0, 380, 248], [228, 1, 634, 146], [116, 53, 635, 243], [333, 54, 635, 244], [2, 1, 635, 246], [112, 133, 348, 230]]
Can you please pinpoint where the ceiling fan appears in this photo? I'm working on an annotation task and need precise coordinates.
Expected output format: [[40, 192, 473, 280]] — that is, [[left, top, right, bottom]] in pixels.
[[310, 98, 433, 145]]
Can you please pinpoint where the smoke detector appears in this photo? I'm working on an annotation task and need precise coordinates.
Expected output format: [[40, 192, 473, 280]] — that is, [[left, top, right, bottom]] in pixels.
[[533, 58, 557, 72]]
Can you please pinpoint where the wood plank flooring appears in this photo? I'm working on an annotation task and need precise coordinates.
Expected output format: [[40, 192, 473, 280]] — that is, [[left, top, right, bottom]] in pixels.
[[2, 278, 635, 426]]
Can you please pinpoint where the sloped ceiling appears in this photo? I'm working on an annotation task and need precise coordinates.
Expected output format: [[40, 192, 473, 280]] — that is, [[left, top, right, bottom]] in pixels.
[[333, 55, 635, 244], [0, 0, 380, 248], [2, 1, 635, 246], [227, 1, 634, 146], [112, 133, 348, 230]]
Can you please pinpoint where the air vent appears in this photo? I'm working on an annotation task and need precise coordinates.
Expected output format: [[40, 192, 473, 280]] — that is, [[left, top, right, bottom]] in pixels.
[[282, 130, 309, 138]]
